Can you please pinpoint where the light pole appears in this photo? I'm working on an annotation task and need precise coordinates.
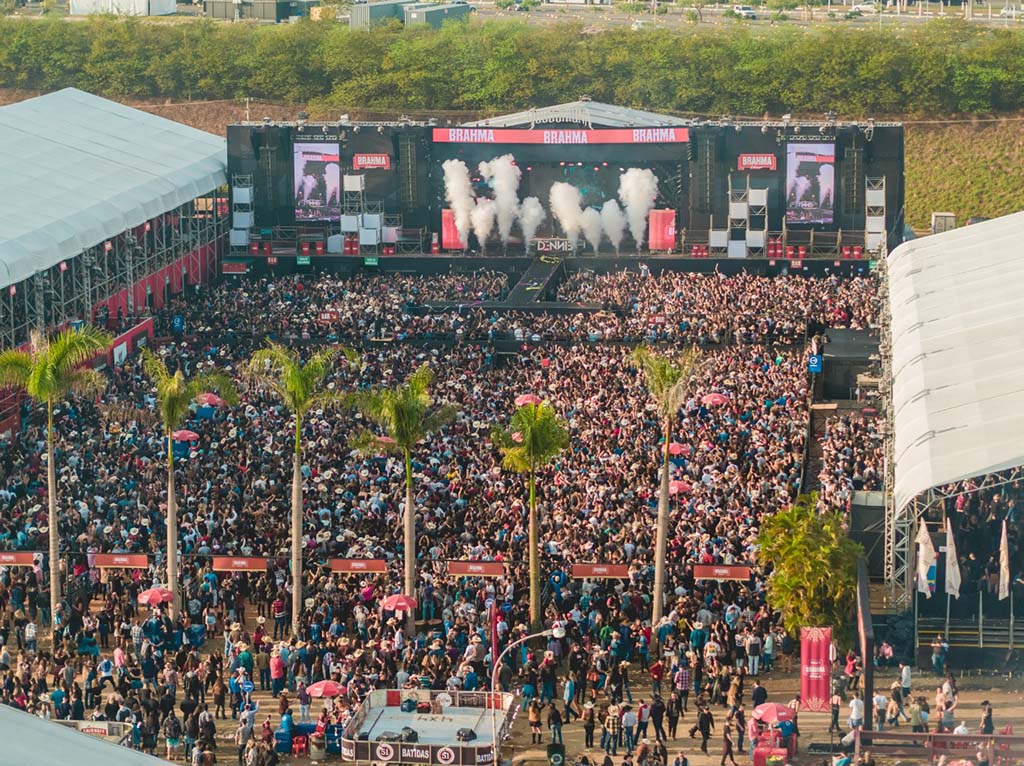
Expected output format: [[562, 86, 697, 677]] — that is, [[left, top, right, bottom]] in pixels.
[[490, 623, 566, 766]]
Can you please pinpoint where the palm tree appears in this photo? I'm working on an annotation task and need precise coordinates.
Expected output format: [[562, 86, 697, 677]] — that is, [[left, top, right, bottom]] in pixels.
[[140, 348, 237, 620], [0, 326, 112, 645], [632, 344, 702, 647], [348, 363, 457, 635], [247, 342, 358, 638], [492, 396, 569, 632]]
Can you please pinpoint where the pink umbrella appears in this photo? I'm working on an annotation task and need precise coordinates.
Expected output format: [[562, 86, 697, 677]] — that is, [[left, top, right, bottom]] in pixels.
[[376, 436, 396, 445], [511, 431, 524, 443], [669, 480, 692, 496], [667, 442, 691, 457], [196, 392, 225, 407], [752, 703, 794, 724], [172, 429, 200, 442], [137, 587, 174, 606], [515, 394, 542, 407], [382, 593, 418, 612], [306, 680, 343, 698], [701, 393, 729, 407]]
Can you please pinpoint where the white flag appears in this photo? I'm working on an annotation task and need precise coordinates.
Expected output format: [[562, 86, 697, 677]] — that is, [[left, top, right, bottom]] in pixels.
[[916, 523, 936, 599], [945, 518, 960, 599], [999, 520, 1010, 601]]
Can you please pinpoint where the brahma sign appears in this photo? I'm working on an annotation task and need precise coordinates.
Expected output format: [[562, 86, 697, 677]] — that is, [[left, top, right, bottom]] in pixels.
[[433, 127, 689, 145], [572, 563, 629, 579], [212, 556, 267, 572], [737, 153, 778, 171]]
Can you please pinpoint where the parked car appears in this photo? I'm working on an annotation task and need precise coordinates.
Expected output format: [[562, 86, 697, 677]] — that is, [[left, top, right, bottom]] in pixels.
[[851, 2, 879, 11], [999, 5, 1021, 16], [732, 4, 757, 17]]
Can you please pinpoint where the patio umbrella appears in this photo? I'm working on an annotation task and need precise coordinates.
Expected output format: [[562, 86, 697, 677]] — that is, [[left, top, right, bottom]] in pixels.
[[306, 680, 343, 699], [515, 393, 542, 407], [172, 429, 200, 442], [138, 587, 175, 607], [752, 703, 794, 724], [667, 442, 691, 457], [196, 392, 225, 407], [701, 393, 729, 407], [382, 593, 418, 612], [669, 480, 692, 496]]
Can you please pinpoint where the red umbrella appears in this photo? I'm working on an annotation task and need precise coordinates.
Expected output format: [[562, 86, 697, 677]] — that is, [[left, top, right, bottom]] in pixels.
[[515, 393, 542, 407], [701, 393, 729, 407], [382, 593, 418, 612], [138, 587, 174, 606], [669, 480, 692, 496], [306, 680, 343, 698], [196, 392, 225, 407], [667, 442, 691, 457], [752, 703, 794, 724], [172, 429, 200, 442]]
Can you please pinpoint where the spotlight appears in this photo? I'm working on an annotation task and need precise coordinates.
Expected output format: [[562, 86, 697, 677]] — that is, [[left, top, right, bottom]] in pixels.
[[794, 125, 801, 134], [735, 125, 742, 132], [761, 125, 768, 134]]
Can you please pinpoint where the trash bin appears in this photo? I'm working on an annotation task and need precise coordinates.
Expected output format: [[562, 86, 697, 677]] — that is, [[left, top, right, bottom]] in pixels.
[[310, 733, 326, 760], [274, 729, 292, 754]]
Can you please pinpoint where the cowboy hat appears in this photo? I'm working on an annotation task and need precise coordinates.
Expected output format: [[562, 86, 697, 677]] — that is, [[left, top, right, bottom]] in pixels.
[[256, 616, 266, 624]]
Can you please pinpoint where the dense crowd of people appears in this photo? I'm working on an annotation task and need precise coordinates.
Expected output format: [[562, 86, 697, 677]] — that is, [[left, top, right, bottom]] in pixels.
[[816, 412, 884, 513], [0, 264, 1005, 766]]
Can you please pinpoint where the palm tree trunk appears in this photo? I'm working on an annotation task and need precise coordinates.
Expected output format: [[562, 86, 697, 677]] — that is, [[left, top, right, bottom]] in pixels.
[[651, 417, 673, 654], [47, 401, 60, 652], [403, 449, 416, 637], [166, 433, 179, 621], [291, 418, 303, 639], [528, 467, 541, 632]]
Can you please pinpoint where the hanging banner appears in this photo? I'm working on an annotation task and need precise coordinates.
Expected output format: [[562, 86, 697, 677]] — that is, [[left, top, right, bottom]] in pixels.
[[441, 209, 467, 250], [433, 127, 689, 145], [94, 553, 149, 569], [449, 561, 505, 577], [693, 565, 751, 581], [212, 556, 268, 572], [647, 209, 677, 251], [571, 563, 629, 579], [800, 626, 832, 712], [0, 552, 40, 566], [331, 559, 388, 574]]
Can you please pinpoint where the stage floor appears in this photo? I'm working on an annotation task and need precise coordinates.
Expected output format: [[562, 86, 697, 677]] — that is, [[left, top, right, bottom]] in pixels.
[[357, 704, 496, 746]]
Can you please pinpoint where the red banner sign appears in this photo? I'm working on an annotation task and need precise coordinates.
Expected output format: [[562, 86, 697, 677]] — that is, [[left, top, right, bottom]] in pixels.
[[221, 262, 248, 274], [352, 153, 391, 170], [318, 310, 339, 323], [0, 552, 38, 566], [266, 256, 278, 266], [738, 153, 778, 171], [212, 556, 267, 572], [800, 626, 832, 712], [448, 561, 505, 577], [649, 314, 667, 326], [433, 127, 689, 145], [441, 209, 466, 250], [648, 209, 676, 250], [330, 559, 388, 574], [94, 553, 149, 568], [692, 565, 751, 581], [572, 563, 630, 579]]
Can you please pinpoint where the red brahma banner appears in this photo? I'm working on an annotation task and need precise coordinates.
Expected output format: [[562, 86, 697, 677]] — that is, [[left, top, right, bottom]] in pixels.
[[648, 209, 677, 251], [800, 626, 832, 712], [441, 209, 467, 250]]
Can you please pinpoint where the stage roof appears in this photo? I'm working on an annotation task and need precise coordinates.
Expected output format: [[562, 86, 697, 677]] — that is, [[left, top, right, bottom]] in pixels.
[[888, 211, 1024, 513], [0, 88, 226, 290], [0, 705, 159, 766], [465, 100, 686, 129]]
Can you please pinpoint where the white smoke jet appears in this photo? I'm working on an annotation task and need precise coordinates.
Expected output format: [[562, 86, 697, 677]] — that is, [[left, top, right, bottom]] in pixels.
[[470, 199, 496, 252], [478, 154, 521, 246], [549, 182, 584, 252], [324, 163, 340, 206], [580, 207, 603, 255], [443, 159, 475, 248], [299, 174, 317, 202], [600, 200, 627, 254], [618, 168, 659, 251], [519, 196, 546, 251]]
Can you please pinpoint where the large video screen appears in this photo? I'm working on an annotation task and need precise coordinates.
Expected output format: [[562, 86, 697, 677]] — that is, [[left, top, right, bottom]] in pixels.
[[785, 142, 835, 225], [294, 142, 340, 222]]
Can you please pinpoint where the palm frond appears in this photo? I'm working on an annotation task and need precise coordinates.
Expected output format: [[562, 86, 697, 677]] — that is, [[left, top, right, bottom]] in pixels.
[[48, 325, 113, 374], [493, 401, 569, 475], [140, 348, 172, 388], [189, 371, 239, 407], [66, 368, 108, 399], [0, 350, 32, 388]]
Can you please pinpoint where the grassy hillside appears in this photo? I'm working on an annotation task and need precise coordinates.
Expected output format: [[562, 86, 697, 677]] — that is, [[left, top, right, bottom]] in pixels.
[[2, 89, 1019, 232]]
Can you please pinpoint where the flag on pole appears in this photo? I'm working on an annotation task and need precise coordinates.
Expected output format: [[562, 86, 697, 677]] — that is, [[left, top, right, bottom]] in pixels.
[[916, 523, 936, 599], [945, 518, 961, 599], [999, 519, 1010, 601]]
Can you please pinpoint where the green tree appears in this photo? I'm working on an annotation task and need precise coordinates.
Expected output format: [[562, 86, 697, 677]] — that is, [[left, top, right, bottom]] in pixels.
[[348, 363, 457, 634], [247, 342, 358, 638], [758, 492, 863, 644], [140, 349, 237, 620], [632, 344, 701, 646], [0, 326, 112, 645], [492, 397, 569, 631]]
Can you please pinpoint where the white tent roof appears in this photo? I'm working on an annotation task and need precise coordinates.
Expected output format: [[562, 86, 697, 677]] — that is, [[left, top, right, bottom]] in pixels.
[[465, 100, 686, 128], [888, 211, 1024, 513], [0, 704, 162, 766], [0, 88, 226, 290]]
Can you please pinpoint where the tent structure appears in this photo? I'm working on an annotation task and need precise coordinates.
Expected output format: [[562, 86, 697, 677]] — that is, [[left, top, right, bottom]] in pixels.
[[0, 704, 161, 766], [888, 210, 1024, 515], [0, 88, 226, 291]]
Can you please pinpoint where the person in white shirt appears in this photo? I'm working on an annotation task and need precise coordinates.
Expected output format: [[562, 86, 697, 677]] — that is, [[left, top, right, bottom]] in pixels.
[[848, 692, 865, 729]]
